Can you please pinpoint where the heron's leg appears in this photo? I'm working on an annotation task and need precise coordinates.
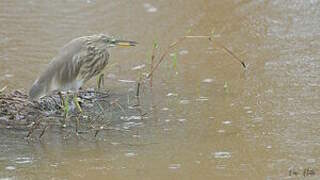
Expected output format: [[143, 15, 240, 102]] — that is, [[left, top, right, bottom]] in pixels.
[[58, 91, 68, 127], [97, 73, 104, 90], [73, 92, 83, 114]]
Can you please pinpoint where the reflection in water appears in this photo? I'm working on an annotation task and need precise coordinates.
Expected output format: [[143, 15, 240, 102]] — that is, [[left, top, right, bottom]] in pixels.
[[0, 0, 320, 179]]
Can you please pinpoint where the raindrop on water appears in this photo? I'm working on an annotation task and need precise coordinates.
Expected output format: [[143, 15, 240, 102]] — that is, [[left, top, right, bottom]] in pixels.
[[168, 163, 181, 170], [213, 152, 231, 159], [5, 166, 15, 171]]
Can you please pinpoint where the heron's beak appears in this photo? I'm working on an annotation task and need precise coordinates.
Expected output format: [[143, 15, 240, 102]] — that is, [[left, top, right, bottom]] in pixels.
[[114, 40, 138, 47]]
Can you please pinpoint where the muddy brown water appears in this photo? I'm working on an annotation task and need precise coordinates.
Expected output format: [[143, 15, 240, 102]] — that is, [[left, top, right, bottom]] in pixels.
[[1, 0, 320, 179]]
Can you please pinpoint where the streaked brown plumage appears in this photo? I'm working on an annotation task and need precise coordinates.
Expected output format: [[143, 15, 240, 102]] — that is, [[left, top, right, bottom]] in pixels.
[[29, 34, 137, 100]]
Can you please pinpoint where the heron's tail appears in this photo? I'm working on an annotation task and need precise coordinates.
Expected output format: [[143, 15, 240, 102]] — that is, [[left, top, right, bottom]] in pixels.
[[29, 80, 44, 100]]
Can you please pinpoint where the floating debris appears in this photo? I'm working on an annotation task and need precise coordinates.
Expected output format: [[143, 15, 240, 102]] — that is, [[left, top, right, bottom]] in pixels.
[[0, 89, 112, 132]]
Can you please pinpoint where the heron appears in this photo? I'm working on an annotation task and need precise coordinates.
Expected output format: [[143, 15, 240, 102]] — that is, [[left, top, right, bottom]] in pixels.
[[29, 34, 137, 100]]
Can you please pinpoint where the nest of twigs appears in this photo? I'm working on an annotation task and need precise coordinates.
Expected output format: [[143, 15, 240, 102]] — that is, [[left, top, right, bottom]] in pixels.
[[0, 89, 113, 132]]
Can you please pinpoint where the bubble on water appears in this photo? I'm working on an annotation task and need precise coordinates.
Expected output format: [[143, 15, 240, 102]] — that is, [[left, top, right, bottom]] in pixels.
[[243, 106, 251, 110], [289, 112, 295, 116], [111, 142, 120, 145], [127, 116, 142, 121], [179, 49, 189, 55], [213, 152, 231, 159], [162, 107, 169, 111], [165, 119, 170, 122], [107, 73, 116, 79], [122, 122, 143, 130], [222, 121, 231, 125], [132, 134, 140, 138], [196, 96, 208, 101], [118, 79, 135, 83], [180, 100, 190, 104], [4, 74, 13, 78], [131, 64, 146, 71], [216, 164, 227, 169], [120, 116, 143, 121], [5, 166, 15, 171], [202, 78, 214, 83], [217, 129, 225, 133], [178, 118, 186, 122], [307, 159, 316, 163], [246, 110, 253, 114], [266, 145, 272, 149], [143, 3, 157, 13], [50, 163, 59, 167], [125, 152, 136, 157], [167, 93, 178, 97], [15, 157, 32, 164], [253, 117, 263, 122], [168, 163, 181, 170], [308, 83, 319, 87]]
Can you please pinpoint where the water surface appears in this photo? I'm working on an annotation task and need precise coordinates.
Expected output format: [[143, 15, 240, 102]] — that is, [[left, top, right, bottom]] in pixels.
[[0, 0, 320, 179]]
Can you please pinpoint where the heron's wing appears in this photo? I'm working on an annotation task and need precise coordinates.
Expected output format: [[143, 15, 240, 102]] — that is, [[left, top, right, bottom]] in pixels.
[[35, 37, 89, 91]]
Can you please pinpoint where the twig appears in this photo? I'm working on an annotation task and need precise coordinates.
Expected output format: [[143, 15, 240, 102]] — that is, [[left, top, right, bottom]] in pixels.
[[147, 36, 186, 79], [39, 125, 49, 139], [136, 82, 141, 97], [75, 116, 80, 134], [150, 42, 157, 87], [215, 43, 247, 69], [26, 120, 41, 138], [146, 34, 246, 80], [111, 100, 127, 116], [0, 86, 7, 93]]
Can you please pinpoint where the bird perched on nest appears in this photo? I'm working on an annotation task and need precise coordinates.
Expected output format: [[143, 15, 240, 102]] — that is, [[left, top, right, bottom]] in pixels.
[[29, 34, 137, 100]]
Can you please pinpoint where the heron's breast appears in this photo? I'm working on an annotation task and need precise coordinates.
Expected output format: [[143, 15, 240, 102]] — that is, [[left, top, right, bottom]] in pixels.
[[79, 50, 109, 81]]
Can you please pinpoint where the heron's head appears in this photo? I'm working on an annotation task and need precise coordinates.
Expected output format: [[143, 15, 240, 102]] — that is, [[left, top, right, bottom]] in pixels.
[[100, 35, 137, 48]]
